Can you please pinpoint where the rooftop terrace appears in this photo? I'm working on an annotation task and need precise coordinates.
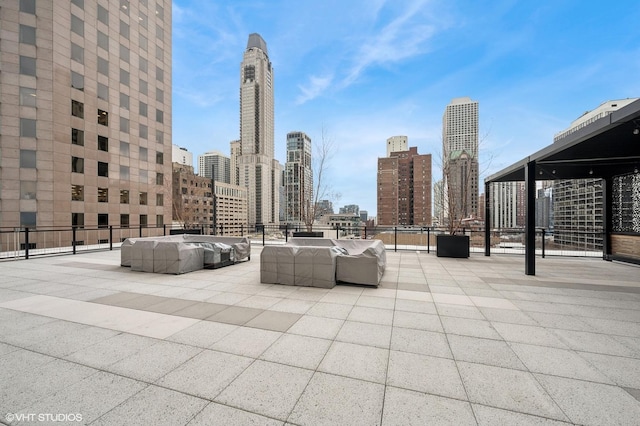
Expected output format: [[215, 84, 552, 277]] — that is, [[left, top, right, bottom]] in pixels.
[[1, 249, 640, 425]]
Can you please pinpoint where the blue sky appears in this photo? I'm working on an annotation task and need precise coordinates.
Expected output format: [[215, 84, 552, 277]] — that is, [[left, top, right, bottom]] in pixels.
[[172, 0, 640, 215]]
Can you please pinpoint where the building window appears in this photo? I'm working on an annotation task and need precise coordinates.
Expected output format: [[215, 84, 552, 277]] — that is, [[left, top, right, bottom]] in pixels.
[[120, 92, 129, 109], [98, 57, 109, 75], [20, 150, 36, 168], [19, 24, 36, 45], [120, 0, 129, 15], [19, 56, 36, 76], [139, 79, 148, 95], [156, 215, 164, 226], [156, 193, 164, 206], [98, 187, 108, 202], [139, 124, 148, 139], [156, 130, 164, 144], [120, 68, 130, 86], [71, 71, 84, 91], [119, 44, 130, 63], [97, 30, 109, 50], [97, 83, 108, 100], [156, 4, 164, 20], [72, 213, 85, 228], [156, 25, 164, 42], [120, 166, 130, 180], [120, 141, 130, 156], [20, 119, 36, 138], [139, 169, 148, 183], [20, 181, 37, 199], [119, 117, 129, 133], [156, 109, 164, 123], [156, 88, 164, 103], [71, 184, 84, 201], [19, 87, 37, 107], [120, 20, 129, 39], [71, 43, 84, 64], [156, 67, 164, 82], [139, 102, 147, 117], [156, 172, 164, 185], [156, 151, 164, 164], [72, 100, 84, 118], [98, 161, 109, 177], [72, 128, 84, 146], [140, 192, 148, 205], [72, 156, 84, 173], [155, 45, 163, 61], [71, 14, 84, 36], [98, 213, 108, 228], [71, 0, 84, 9], [139, 56, 148, 73], [139, 12, 148, 29], [139, 147, 148, 161], [139, 34, 148, 51], [120, 214, 130, 228], [120, 189, 129, 204], [98, 135, 108, 151], [140, 214, 148, 227], [97, 4, 108, 25], [98, 109, 108, 126], [20, 0, 36, 14], [20, 212, 37, 228]]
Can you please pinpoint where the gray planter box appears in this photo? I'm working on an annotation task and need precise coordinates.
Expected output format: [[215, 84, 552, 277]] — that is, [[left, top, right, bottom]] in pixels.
[[436, 235, 470, 258]]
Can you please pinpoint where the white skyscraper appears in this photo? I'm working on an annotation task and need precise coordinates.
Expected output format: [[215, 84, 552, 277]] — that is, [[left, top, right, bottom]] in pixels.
[[442, 97, 480, 222], [198, 151, 230, 183], [386, 136, 408, 157], [284, 132, 312, 223], [239, 33, 279, 226]]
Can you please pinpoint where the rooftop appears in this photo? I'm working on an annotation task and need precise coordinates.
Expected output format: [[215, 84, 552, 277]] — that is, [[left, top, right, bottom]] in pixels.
[[1, 248, 640, 425]]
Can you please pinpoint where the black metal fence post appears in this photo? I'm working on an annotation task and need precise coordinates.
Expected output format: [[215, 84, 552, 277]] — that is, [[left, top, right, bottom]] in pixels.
[[139, 225, 143, 238], [336, 227, 340, 239], [25, 227, 30, 260], [285, 223, 288, 243], [163, 224, 167, 236], [541, 228, 546, 258], [427, 227, 431, 254], [262, 225, 265, 246], [364, 226, 367, 240], [394, 227, 397, 252], [109, 226, 113, 250], [72, 226, 77, 255]]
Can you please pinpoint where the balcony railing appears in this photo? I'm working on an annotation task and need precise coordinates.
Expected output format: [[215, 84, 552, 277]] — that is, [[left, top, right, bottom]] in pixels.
[[0, 223, 604, 261]]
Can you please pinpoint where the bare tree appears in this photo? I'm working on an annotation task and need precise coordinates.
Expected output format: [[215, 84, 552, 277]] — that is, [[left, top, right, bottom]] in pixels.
[[302, 126, 341, 231]]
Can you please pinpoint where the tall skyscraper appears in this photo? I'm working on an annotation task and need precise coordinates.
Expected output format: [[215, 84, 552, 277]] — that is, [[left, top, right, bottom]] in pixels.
[[198, 151, 230, 183], [284, 132, 312, 223], [377, 146, 432, 226], [442, 97, 479, 223], [229, 140, 241, 186], [0, 1, 172, 237], [172, 145, 193, 166], [239, 33, 279, 226]]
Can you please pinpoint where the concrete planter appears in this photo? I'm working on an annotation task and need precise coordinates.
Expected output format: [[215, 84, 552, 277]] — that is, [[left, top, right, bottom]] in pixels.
[[436, 234, 470, 258]]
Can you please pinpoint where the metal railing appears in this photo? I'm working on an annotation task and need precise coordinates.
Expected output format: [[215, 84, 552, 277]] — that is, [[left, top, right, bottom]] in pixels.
[[0, 223, 605, 261]]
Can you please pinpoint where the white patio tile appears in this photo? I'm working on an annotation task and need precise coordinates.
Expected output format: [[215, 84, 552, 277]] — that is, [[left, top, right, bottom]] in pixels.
[[210, 326, 281, 358], [432, 293, 474, 306], [469, 295, 519, 310], [387, 350, 466, 400], [288, 372, 384, 426], [347, 306, 394, 326], [336, 321, 392, 349], [472, 404, 573, 426], [187, 402, 284, 426], [383, 387, 476, 426], [260, 333, 332, 370], [391, 327, 452, 359], [287, 315, 344, 340], [396, 290, 433, 302], [215, 360, 313, 421], [318, 341, 389, 383]]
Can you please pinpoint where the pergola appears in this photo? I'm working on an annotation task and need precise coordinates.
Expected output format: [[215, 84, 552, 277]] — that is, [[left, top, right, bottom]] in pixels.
[[484, 98, 640, 275]]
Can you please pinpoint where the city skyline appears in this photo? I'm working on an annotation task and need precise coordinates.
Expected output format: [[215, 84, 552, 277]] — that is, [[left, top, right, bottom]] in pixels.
[[172, 0, 640, 214]]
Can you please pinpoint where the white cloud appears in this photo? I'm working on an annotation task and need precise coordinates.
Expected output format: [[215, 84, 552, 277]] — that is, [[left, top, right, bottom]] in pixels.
[[296, 74, 334, 104]]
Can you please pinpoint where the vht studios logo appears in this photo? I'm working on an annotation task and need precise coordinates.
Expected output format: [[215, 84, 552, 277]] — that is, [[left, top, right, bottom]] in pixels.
[[5, 413, 83, 423]]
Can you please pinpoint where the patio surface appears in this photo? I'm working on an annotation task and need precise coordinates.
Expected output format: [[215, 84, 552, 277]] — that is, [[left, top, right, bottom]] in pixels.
[[1, 247, 640, 425]]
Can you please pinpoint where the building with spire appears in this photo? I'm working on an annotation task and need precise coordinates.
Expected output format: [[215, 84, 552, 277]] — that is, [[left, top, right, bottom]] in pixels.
[[238, 33, 280, 226]]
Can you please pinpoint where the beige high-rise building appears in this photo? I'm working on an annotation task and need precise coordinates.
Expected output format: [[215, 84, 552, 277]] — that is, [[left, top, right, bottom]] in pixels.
[[386, 135, 408, 157], [239, 33, 279, 226], [0, 1, 172, 243], [442, 97, 479, 223]]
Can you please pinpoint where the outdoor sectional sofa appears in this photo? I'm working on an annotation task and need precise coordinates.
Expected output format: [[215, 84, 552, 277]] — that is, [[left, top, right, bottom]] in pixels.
[[260, 238, 386, 288], [120, 234, 251, 274]]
